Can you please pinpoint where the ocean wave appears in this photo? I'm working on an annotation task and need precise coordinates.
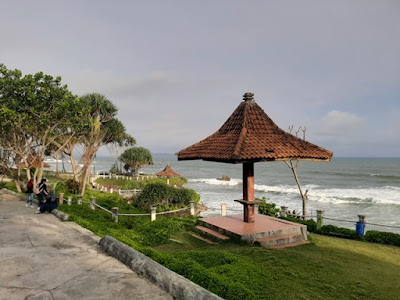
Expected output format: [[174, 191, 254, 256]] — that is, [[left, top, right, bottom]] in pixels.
[[254, 184, 400, 205], [190, 178, 242, 186]]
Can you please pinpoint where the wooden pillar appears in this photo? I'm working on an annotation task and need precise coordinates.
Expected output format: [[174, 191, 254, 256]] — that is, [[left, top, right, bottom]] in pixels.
[[243, 162, 254, 201], [243, 162, 255, 223]]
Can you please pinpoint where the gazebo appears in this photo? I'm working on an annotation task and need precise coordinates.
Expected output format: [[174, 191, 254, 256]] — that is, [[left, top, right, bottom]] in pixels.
[[156, 165, 181, 185], [176, 92, 333, 247], [17, 154, 51, 169]]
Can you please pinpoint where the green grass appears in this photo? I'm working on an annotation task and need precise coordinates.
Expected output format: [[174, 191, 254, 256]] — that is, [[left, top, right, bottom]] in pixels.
[[56, 198, 400, 300], [95, 176, 188, 190]]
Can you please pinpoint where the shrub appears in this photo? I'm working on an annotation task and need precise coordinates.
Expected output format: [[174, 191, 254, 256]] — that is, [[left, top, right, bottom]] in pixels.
[[364, 230, 400, 247], [283, 216, 318, 233], [256, 197, 280, 217], [136, 183, 200, 209], [319, 225, 360, 240], [65, 179, 80, 194]]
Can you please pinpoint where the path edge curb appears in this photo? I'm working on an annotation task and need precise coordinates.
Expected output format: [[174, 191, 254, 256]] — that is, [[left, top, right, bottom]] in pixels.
[[51, 209, 69, 221], [99, 235, 223, 300]]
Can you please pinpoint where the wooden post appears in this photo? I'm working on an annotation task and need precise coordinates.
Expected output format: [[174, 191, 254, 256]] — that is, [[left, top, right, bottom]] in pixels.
[[151, 207, 157, 221], [221, 203, 227, 216], [111, 207, 119, 223], [243, 162, 255, 223], [316, 210, 324, 230], [67, 196, 72, 206], [190, 201, 195, 216], [90, 197, 96, 210], [280, 206, 288, 218], [59, 193, 64, 205], [78, 195, 82, 205]]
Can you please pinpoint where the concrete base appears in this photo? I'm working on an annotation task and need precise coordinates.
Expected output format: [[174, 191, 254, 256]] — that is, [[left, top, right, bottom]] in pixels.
[[199, 214, 308, 248]]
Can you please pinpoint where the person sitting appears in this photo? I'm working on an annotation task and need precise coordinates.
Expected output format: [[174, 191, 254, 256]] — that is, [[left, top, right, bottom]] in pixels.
[[36, 190, 58, 214], [37, 178, 48, 208]]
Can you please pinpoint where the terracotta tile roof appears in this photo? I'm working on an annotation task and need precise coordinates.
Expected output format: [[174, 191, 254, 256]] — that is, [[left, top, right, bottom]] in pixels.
[[176, 93, 333, 163], [17, 154, 51, 168], [156, 165, 181, 178]]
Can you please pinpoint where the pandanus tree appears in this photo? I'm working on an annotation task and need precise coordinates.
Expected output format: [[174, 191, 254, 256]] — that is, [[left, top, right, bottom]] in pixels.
[[78, 93, 132, 195], [119, 147, 153, 176]]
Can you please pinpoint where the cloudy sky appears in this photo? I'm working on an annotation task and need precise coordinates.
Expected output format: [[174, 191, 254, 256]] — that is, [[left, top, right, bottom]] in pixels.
[[1, 1, 399, 157]]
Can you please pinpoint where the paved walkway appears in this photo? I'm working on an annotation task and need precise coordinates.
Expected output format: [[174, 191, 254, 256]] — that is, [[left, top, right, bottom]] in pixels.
[[0, 190, 173, 300]]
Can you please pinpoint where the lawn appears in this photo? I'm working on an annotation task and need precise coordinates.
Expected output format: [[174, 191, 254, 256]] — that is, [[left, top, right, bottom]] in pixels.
[[56, 195, 400, 300]]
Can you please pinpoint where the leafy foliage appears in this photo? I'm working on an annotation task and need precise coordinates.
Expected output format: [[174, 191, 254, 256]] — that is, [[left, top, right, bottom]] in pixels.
[[119, 147, 153, 175], [256, 197, 280, 217], [136, 183, 200, 209], [364, 230, 400, 247]]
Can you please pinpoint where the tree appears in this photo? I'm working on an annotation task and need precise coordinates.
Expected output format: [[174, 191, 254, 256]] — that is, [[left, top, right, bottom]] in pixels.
[[79, 93, 129, 195], [106, 133, 136, 174], [285, 125, 309, 220], [0, 64, 82, 189], [119, 147, 153, 175]]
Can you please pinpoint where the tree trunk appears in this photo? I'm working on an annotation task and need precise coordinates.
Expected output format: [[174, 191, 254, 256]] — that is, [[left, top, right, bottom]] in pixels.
[[79, 163, 91, 196], [14, 180, 22, 193], [286, 160, 308, 221], [55, 151, 59, 176]]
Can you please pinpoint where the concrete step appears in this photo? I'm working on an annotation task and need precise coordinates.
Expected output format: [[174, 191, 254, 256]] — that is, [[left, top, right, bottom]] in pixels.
[[195, 226, 230, 241], [190, 233, 216, 244], [255, 233, 305, 248]]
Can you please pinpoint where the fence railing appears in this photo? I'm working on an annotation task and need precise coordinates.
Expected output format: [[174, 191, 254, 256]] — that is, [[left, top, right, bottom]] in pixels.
[[205, 202, 399, 235], [58, 193, 195, 223], [93, 174, 157, 181]]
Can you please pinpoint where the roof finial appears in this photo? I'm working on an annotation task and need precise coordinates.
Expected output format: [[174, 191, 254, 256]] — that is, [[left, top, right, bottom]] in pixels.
[[243, 92, 254, 102]]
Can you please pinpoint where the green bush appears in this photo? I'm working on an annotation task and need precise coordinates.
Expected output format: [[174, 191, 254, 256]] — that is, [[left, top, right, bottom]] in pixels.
[[319, 225, 360, 240], [66, 179, 80, 194], [257, 197, 280, 217], [283, 216, 318, 232], [364, 230, 400, 247], [136, 183, 200, 209]]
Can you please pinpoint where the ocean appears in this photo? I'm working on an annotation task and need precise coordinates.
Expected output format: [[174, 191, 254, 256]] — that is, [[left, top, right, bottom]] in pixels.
[[45, 154, 400, 234]]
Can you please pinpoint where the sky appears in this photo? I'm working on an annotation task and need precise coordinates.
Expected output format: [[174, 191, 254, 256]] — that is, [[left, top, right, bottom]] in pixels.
[[1, 1, 399, 157]]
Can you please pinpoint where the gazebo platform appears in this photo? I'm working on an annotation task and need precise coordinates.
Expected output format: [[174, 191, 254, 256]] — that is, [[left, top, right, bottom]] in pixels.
[[197, 214, 309, 248]]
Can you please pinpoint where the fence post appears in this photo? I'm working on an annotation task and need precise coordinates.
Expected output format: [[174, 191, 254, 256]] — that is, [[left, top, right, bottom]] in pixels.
[[118, 189, 121, 195], [104, 187, 108, 193], [90, 197, 96, 210], [190, 201, 195, 216], [151, 207, 157, 221], [67, 196, 72, 206], [116, 175, 119, 180], [102, 174, 105, 179], [77, 195, 82, 205], [280, 206, 288, 218], [356, 215, 366, 236], [255, 204, 259, 214], [111, 207, 119, 223], [110, 188, 113, 194], [221, 203, 227, 216], [316, 210, 324, 230], [59, 193, 64, 205]]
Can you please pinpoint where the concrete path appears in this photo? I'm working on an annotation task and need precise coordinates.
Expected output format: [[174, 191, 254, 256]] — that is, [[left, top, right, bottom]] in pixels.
[[0, 190, 173, 300]]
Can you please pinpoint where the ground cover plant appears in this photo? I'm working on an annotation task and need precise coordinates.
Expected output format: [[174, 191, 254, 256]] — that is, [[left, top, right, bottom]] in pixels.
[[95, 176, 188, 190], [56, 194, 400, 300]]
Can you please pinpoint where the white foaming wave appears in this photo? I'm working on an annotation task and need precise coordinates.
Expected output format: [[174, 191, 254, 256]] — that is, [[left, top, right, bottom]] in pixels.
[[190, 178, 242, 186], [254, 184, 400, 205]]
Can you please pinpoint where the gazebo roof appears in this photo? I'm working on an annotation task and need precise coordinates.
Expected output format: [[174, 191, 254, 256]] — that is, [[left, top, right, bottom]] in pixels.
[[156, 165, 181, 178], [176, 93, 333, 163], [17, 154, 51, 168]]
